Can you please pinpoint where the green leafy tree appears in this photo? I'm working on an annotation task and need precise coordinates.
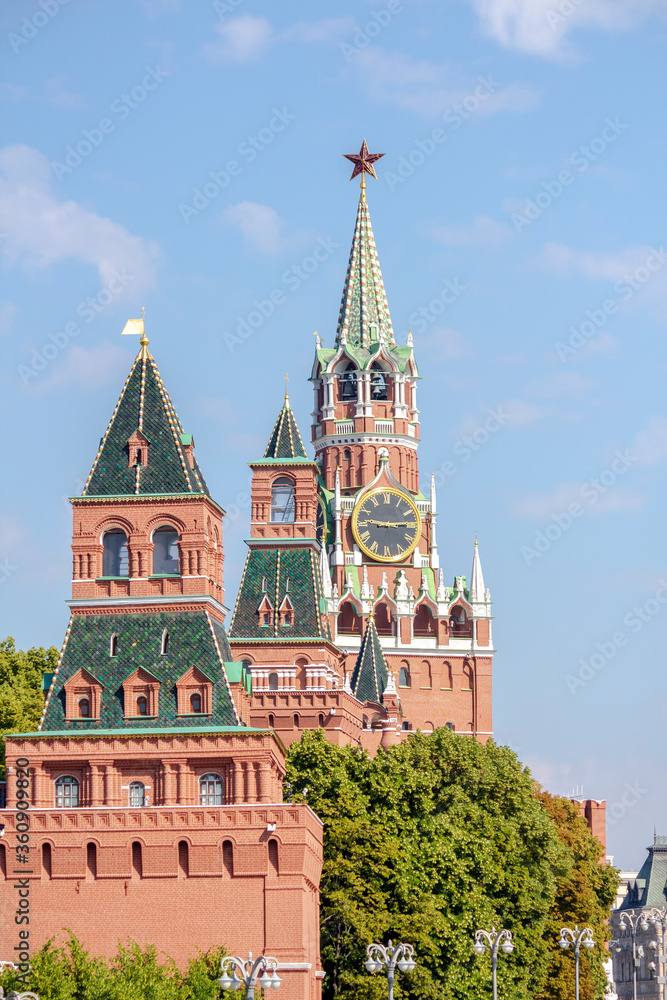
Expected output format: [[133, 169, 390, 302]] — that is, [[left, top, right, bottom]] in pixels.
[[287, 728, 569, 1000], [0, 637, 57, 776], [0, 934, 226, 1000], [535, 791, 619, 1000]]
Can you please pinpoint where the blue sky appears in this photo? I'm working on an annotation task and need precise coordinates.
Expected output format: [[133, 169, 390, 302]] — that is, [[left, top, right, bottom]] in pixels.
[[1, 0, 667, 868]]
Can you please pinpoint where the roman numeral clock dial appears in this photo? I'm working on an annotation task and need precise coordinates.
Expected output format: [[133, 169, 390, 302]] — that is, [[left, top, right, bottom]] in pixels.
[[351, 488, 421, 563]]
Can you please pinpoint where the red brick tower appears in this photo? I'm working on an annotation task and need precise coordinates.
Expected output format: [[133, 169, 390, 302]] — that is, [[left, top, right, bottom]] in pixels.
[[0, 333, 323, 998]]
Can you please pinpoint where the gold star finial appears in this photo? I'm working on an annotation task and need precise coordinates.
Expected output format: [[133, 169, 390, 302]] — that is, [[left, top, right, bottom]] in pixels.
[[343, 139, 384, 188]]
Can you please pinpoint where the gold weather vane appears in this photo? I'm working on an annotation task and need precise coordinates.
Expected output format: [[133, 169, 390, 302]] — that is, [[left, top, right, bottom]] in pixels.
[[121, 307, 150, 357], [343, 139, 384, 190], [284, 372, 289, 405]]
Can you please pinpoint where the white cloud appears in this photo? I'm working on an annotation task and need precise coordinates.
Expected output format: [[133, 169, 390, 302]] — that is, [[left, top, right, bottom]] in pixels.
[[0, 300, 17, 335], [466, 0, 666, 57], [351, 47, 538, 116], [38, 342, 129, 392], [0, 144, 160, 292], [633, 416, 667, 466], [223, 201, 285, 253], [42, 76, 85, 110], [431, 215, 514, 246], [512, 481, 644, 518], [203, 15, 273, 63], [536, 242, 667, 310]]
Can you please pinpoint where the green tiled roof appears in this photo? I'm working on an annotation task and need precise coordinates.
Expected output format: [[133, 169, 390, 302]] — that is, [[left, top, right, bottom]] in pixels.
[[618, 835, 667, 911], [83, 350, 209, 497], [351, 617, 388, 703], [228, 547, 332, 641], [41, 610, 240, 731], [10, 726, 267, 739], [263, 395, 308, 460]]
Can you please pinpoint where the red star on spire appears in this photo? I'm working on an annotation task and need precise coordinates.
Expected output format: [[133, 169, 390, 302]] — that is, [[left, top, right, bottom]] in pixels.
[[343, 139, 384, 181]]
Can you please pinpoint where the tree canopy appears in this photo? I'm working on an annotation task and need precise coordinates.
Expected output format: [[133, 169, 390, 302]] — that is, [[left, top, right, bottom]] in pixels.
[[286, 729, 617, 1000], [0, 636, 57, 777]]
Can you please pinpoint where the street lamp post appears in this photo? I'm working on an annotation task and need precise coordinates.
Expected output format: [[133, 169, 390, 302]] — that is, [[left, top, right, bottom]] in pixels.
[[473, 928, 514, 1000], [364, 940, 416, 1000], [612, 910, 649, 1000], [558, 926, 595, 1000], [218, 952, 282, 1000], [644, 908, 667, 1000]]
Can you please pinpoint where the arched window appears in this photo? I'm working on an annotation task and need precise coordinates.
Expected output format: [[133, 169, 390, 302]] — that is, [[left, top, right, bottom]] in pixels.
[[161, 629, 169, 655], [421, 661, 432, 689], [370, 361, 388, 401], [41, 842, 51, 878], [268, 672, 279, 691], [199, 773, 223, 806], [0, 843, 6, 879], [86, 843, 97, 878], [338, 602, 361, 635], [153, 527, 180, 575], [103, 529, 129, 577], [344, 448, 351, 461], [131, 841, 143, 878], [110, 633, 118, 657], [129, 781, 145, 807], [318, 714, 325, 728], [190, 693, 202, 713], [338, 362, 357, 401], [463, 663, 474, 690], [268, 713, 275, 728], [268, 839, 279, 875], [445, 721, 455, 731], [55, 775, 79, 808], [293, 713, 300, 728], [443, 661, 453, 689], [283, 612, 292, 626], [414, 604, 436, 637], [402, 721, 412, 731], [271, 477, 296, 522], [451, 606, 472, 637], [178, 840, 189, 877], [137, 696, 148, 716], [399, 664, 411, 688], [374, 603, 393, 636], [78, 698, 90, 718], [223, 840, 234, 877]]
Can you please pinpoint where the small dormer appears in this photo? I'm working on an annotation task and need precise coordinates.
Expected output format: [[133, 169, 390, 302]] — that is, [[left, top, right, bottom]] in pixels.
[[180, 433, 195, 470], [122, 667, 160, 719], [175, 665, 214, 716], [279, 594, 294, 628], [64, 668, 104, 720], [257, 594, 274, 628], [127, 429, 149, 468]]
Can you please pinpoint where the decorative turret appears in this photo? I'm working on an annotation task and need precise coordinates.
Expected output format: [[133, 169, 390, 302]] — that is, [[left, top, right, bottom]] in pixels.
[[351, 617, 388, 704], [263, 387, 309, 461]]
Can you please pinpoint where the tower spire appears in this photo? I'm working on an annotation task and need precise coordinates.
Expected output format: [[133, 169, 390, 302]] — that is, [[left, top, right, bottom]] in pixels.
[[470, 537, 486, 604], [337, 141, 394, 350]]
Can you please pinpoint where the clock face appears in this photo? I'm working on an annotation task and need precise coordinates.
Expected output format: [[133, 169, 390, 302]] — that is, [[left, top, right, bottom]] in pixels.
[[352, 488, 421, 562]]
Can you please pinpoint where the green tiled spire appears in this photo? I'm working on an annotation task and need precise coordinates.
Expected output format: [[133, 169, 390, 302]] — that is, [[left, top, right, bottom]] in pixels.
[[351, 617, 389, 703], [40, 609, 240, 731], [263, 393, 308, 460], [229, 547, 332, 642], [83, 348, 209, 497], [336, 182, 394, 350]]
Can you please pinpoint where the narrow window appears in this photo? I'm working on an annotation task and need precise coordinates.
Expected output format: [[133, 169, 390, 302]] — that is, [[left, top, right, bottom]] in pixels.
[[223, 840, 234, 877], [268, 672, 279, 691], [268, 839, 279, 876], [199, 773, 223, 806], [370, 362, 388, 401], [271, 477, 296, 523], [78, 698, 90, 718], [131, 841, 143, 878], [41, 843, 52, 879], [160, 629, 169, 655], [293, 713, 300, 728], [110, 633, 118, 657], [399, 665, 411, 688], [318, 713, 325, 728], [102, 529, 129, 577], [263, 613, 270, 626], [0, 843, 6, 879], [344, 449, 351, 461], [283, 613, 291, 626], [402, 721, 411, 731], [190, 693, 202, 713], [129, 781, 145, 807], [152, 527, 180, 575], [374, 603, 393, 636], [55, 775, 79, 808], [137, 696, 148, 716], [86, 843, 97, 878], [178, 840, 189, 877], [268, 713, 275, 728]]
